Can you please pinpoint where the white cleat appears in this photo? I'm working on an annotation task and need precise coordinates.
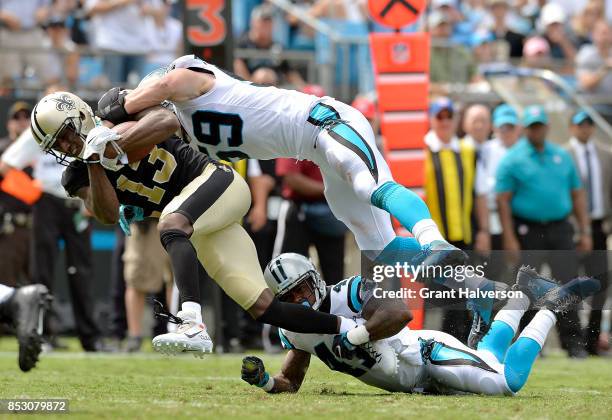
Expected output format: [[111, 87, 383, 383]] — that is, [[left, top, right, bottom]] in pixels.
[[152, 310, 213, 356]]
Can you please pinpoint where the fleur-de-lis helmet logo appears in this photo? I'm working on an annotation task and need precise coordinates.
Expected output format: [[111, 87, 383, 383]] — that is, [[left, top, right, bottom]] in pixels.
[[50, 94, 76, 112]]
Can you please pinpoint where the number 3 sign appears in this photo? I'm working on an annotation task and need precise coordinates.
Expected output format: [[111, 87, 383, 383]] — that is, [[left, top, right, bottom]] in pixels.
[[186, 0, 227, 46]]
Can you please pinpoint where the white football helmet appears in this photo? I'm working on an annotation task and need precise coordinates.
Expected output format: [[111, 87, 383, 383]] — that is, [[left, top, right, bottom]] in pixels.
[[168, 54, 210, 73], [31, 92, 97, 163], [264, 253, 327, 309]]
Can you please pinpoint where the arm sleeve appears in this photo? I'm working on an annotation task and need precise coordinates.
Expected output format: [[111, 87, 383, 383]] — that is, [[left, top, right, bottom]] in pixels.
[[494, 156, 516, 193], [61, 161, 90, 197]]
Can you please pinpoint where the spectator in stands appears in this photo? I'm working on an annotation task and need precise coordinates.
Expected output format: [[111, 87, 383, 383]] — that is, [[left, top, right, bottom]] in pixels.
[[462, 103, 491, 149], [429, 10, 475, 88], [522, 36, 552, 68], [487, 0, 526, 58], [85, 0, 156, 84], [571, 0, 605, 47], [43, 14, 79, 88], [514, 0, 540, 31], [0, 102, 36, 287], [474, 104, 521, 278], [432, 0, 471, 46], [566, 109, 611, 356], [539, 2, 577, 68], [0, 103, 31, 148], [576, 20, 612, 124], [462, 0, 491, 33], [550, 0, 592, 18], [145, 0, 182, 70], [250, 67, 279, 86], [424, 97, 476, 341], [470, 31, 504, 82], [234, 4, 279, 80], [496, 105, 590, 358], [283, 0, 317, 50], [308, 0, 366, 22], [0, 0, 51, 89]]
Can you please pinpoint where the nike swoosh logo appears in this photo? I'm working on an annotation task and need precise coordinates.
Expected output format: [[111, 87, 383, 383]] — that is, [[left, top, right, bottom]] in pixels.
[[185, 331, 202, 338]]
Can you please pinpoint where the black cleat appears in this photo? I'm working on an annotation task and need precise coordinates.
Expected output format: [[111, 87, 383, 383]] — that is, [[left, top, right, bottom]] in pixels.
[[515, 266, 558, 303], [535, 277, 600, 314], [8, 285, 52, 372], [419, 240, 469, 269], [467, 310, 489, 349]]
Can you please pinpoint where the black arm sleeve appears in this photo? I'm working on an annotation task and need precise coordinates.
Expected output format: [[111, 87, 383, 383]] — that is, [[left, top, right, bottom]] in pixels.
[[256, 298, 339, 334], [62, 161, 90, 197]]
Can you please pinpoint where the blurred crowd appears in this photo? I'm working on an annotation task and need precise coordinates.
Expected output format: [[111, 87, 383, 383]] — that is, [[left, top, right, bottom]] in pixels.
[[1, 1, 612, 101], [0, 1, 610, 357], [0, 0, 182, 91]]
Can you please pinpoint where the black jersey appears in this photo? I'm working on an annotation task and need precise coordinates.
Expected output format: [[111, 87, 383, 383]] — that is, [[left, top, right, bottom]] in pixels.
[[62, 137, 212, 217]]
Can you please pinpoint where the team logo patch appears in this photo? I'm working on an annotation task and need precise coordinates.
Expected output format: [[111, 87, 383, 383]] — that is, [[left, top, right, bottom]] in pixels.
[[50, 94, 76, 112]]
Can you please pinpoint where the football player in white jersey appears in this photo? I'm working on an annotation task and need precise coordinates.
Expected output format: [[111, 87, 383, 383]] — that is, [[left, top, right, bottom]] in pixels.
[[93, 55, 468, 275], [240, 254, 599, 395]]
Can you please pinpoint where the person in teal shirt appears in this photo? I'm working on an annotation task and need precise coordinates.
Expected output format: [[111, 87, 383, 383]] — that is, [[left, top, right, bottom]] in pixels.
[[495, 105, 592, 358]]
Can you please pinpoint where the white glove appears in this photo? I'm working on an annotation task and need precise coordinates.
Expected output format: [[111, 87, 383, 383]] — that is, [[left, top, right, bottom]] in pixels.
[[83, 126, 120, 161]]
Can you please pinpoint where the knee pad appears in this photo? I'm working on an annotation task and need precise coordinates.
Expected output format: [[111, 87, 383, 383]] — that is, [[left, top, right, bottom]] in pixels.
[[159, 229, 190, 249]]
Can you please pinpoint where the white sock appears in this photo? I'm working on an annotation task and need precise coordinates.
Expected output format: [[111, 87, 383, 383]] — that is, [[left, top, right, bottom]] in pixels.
[[412, 219, 445, 246], [0, 284, 15, 304], [493, 294, 531, 334], [518, 310, 557, 348], [181, 301, 203, 324]]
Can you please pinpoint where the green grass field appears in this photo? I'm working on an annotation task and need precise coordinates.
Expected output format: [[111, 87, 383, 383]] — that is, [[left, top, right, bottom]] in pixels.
[[0, 339, 611, 419]]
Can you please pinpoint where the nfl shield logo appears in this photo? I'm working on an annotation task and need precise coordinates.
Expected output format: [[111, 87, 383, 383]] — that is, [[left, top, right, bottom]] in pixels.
[[392, 42, 410, 64]]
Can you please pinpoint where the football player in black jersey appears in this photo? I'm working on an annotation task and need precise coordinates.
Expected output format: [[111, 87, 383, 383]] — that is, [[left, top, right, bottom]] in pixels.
[[28, 91, 387, 356]]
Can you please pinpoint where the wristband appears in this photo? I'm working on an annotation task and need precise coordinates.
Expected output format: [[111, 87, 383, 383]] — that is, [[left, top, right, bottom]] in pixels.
[[257, 372, 275, 392], [346, 325, 370, 345]]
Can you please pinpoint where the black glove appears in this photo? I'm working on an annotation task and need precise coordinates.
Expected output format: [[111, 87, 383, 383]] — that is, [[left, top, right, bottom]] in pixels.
[[97, 87, 130, 125], [241, 356, 267, 386], [332, 332, 358, 360]]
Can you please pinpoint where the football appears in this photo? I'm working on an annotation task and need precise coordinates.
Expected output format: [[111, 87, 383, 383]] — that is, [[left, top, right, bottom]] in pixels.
[[112, 120, 154, 162]]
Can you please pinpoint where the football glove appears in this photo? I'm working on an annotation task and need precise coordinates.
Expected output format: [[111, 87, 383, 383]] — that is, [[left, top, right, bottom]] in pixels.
[[119, 205, 145, 236], [97, 87, 130, 125], [241, 356, 267, 386], [332, 332, 357, 360], [84, 126, 126, 170]]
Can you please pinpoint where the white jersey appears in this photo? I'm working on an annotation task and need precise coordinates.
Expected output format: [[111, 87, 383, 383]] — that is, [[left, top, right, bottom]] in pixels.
[[279, 276, 428, 393], [281, 276, 512, 395], [172, 62, 322, 162]]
